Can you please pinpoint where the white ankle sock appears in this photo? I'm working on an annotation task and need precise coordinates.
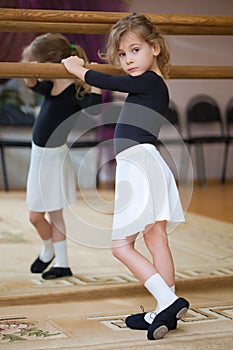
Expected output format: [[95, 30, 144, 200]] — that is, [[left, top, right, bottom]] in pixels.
[[144, 285, 175, 324], [53, 240, 69, 268], [144, 274, 178, 320], [39, 238, 54, 262]]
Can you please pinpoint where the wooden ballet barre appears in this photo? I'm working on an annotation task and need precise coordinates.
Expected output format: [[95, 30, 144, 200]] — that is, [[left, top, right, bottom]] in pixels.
[[0, 9, 232, 35], [0, 62, 232, 79], [0, 63, 123, 79]]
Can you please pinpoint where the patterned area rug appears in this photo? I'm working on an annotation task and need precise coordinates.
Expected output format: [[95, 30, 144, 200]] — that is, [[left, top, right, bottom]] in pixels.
[[0, 317, 65, 344]]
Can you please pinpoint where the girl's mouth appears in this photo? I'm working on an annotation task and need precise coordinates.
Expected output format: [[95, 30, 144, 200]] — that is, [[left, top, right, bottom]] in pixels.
[[128, 67, 137, 73]]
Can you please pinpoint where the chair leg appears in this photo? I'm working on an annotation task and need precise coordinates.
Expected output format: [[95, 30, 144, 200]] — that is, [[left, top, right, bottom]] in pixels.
[[195, 143, 206, 186], [179, 144, 193, 184], [221, 140, 229, 183], [0, 145, 9, 191], [95, 145, 102, 188]]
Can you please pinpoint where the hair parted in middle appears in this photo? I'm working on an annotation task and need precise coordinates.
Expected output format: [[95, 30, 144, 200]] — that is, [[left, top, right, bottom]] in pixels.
[[22, 33, 91, 97], [99, 13, 170, 78]]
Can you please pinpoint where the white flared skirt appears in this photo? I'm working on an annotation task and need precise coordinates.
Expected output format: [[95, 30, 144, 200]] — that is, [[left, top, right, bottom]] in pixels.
[[26, 142, 76, 212], [112, 144, 185, 239]]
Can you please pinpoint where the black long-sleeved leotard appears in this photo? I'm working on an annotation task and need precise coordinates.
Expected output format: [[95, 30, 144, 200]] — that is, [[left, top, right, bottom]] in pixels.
[[85, 70, 169, 155], [31, 81, 101, 147]]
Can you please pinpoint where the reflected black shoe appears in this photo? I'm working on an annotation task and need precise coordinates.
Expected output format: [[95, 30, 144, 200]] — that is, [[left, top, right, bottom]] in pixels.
[[126, 311, 177, 331], [42, 267, 73, 280], [147, 297, 189, 340], [30, 256, 54, 273]]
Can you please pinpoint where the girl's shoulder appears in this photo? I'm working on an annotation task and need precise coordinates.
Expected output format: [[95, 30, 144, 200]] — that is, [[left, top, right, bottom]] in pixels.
[[129, 71, 164, 84], [141, 71, 164, 81], [134, 71, 167, 90]]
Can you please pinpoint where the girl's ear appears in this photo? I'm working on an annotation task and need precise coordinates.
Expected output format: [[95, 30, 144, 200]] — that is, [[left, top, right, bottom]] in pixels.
[[152, 43, 161, 56]]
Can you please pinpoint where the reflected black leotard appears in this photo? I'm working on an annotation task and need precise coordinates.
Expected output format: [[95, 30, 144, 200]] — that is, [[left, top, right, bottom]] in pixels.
[[31, 81, 101, 147]]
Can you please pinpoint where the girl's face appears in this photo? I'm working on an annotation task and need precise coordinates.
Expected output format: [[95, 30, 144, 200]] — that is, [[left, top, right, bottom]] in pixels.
[[117, 31, 160, 76]]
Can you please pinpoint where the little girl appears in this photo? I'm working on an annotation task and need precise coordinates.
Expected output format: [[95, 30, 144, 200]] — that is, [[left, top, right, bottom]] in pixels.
[[22, 33, 101, 279], [62, 14, 189, 340]]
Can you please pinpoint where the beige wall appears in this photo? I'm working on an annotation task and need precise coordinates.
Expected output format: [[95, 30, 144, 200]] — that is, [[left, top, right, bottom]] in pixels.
[[129, 0, 233, 15]]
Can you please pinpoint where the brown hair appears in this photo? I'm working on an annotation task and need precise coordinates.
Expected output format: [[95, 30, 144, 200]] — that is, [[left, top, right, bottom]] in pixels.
[[22, 33, 90, 97], [99, 13, 170, 78]]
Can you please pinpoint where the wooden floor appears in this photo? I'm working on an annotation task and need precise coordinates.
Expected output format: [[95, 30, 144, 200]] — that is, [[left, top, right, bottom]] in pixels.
[[188, 181, 233, 223]]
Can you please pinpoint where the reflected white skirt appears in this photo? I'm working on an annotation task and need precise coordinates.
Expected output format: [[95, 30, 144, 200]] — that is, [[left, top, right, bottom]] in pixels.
[[26, 142, 76, 212], [112, 144, 185, 239]]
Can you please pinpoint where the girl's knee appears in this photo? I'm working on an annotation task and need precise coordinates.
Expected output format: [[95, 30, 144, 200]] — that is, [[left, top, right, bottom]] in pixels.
[[29, 212, 44, 226], [111, 242, 131, 261], [143, 222, 168, 247], [112, 245, 123, 259], [111, 235, 137, 261]]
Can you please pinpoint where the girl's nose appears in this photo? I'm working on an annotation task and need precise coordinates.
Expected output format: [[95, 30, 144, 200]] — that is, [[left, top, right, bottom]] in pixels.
[[126, 54, 133, 64]]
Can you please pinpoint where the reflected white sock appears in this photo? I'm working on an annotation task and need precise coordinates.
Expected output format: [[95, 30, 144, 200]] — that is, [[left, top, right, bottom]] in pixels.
[[39, 238, 54, 262], [144, 285, 175, 324], [53, 240, 69, 268]]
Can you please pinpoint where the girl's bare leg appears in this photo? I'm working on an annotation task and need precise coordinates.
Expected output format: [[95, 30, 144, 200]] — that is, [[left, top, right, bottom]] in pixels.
[[112, 234, 158, 284], [143, 220, 175, 287], [113, 222, 176, 325], [47, 209, 69, 268], [29, 211, 52, 240], [29, 211, 54, 267], [48, 209, 66, 242], [112, 233, 178, 314]]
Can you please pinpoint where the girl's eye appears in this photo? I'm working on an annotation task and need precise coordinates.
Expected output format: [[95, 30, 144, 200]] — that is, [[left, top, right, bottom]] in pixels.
[[118, 52, 125, 58], [133, 48, 139, 53]]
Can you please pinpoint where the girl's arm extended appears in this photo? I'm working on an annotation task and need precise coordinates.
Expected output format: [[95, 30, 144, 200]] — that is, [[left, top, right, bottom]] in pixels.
[[62, 55, 152, 94]]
